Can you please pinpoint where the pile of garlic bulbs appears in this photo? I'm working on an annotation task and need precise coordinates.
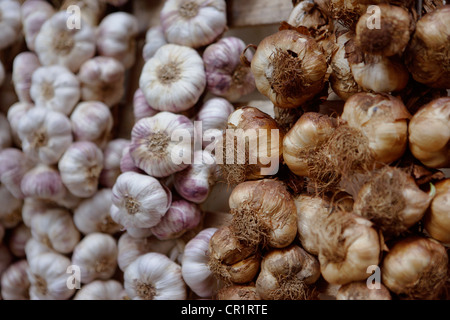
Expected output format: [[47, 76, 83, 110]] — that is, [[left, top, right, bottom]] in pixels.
[[0, 0, 449, 301]]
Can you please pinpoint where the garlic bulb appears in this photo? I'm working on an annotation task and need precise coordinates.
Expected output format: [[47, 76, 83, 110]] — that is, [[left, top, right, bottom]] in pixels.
[[30, 208, 80, 254], [0, 244, 13, 277], [382, 236, 448, 300], [30, 65, 80, 116], [0, 0, 21, 50], [203, 37, 256, 101], [71, 233, 118, 284], [0, 113, 12, 151], [124, 252, 187, 300], [21, 197, 59, 228], [27, 251, 75, 300], [132, 88, 159, 122], [129, 112, 194, 178], [354, 167, 433, 237], [6, 102, 34, 146], [21, 0, 55, 52], [99, 139, 130, 188], [229, 179, 297, 248], [143, 25, 167, 62], [73, 188, 120, 235], [117, 232, 178, 272], [21, 164, 66, 201], [208, 225, 260, 285], [250, 29, 328, 109], [70, 101, 113, 149], [174, 150, 218, 204], [328, 0, 367, 29], [96, 12, 138, 69], [74, 280, 126, 300], [111, 171, 172, 229], [336, 281, 392, 300], [1, 260, 30, 300], [24, 238, 53, 263], [216, 285, 261, 300], [12, 52, 41, 103], [408, 97, 450, 168], [160, 0, 227, 49], [58, 141, 104, 198], [151, 199, 202, 240], [35, 11, 96, 73], [78, 56, 125, 107], [17, 107, 73, 165], [61, 0, 106, 26], [0, 184, 23, 229], [181, 227, 218, 298], [139, 43, 206, 113], [405, 5, 450, 89], [9, 223, 32, 258], [255, 245, 320, 300], [119, 144, 144, 174], [126, 227, 153, 239], [424, 179, 450, 244]]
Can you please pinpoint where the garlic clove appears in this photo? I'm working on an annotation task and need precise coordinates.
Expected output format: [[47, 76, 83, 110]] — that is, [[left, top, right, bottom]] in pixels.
[[111, 171, 172, 229], [129, 112, 194, 178], [139, 44, 206, 113], [0, 184, 23, 229], [58, 141, 104, 198], [74, 280, 127, 300], [160, 0, 227, 49], [133, 88, 159, 122], [142, 25, 167, 62], [0, 259, 30, 300], [21, 164, 67, 201], [0, 0, 21, 50], [99, 138, 131, 188], [12, 52, 41, 103]]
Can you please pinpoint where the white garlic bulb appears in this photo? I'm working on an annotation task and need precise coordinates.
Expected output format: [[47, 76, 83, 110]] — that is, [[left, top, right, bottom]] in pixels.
[[21, 0, 55, 52], [133, 88, 159, 122], [21, 164, 67, 201], [126, 227, 153, 239], [160, 0, 227, 49], [30, 65, 81, 116], [130, 112, 194, 178], [34, 11, 96, 73], [27, 251, 75, 300], [58, 141, 104, 198], [71, 233, 118, 284], [12, 52, 41, 103], [9, 223, 32, 258], [0, 184, 23, 229], [96, 12, 138, 69], [181, 227, 218, 298], [203, 37, 256, 101], [18, 107, 73, 165], [143, 25, 167, 62], [70, 101, 113, 149], [139, 44, 206, 113], [73, 188, 121, 235], [0, 148, 34, 199], [21, 197, 59, 228], [117, 232, 178, 272], [99, 139, 130, 188], [124, 252, 187, 300], [151, 199, 202, 240], [0, 0, 21, 50], [6, 101, 34, 146], [24, 238, 53, 263], [78, 56, 125, 107], [30, 208, 80, 254], [74, 280, 126, 300], [110, 171, 172, 229], [1, 260, 30, 300]]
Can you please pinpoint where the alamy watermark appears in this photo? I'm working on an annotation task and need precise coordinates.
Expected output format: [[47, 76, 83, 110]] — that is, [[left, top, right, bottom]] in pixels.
[[66, 5, 81, 30]]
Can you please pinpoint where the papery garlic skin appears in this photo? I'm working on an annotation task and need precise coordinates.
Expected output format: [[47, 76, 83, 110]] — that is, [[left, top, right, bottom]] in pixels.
[[12, 52, 41, 103], [336, 281, 392, 300], [58, 141, 104, 198], [408, 97, 450, 168], [203, 37, 256, 102], [99, 139, 130, 188], [181, 227, 218, 298], [133, 88, 159, 122], [71, 233, 118, 284], [30, 208, 80, 254], [35, 11, 96, 73], [143, 25, 167, 62], [160, 0, 227, 49], [111, 171, 172, 229], [0, 0, 21, 50], [78, 57, 125, 107], [139, 44, 206, 113], [424, 179, 450, 244], [9, 223, 32, 258], [216, 285, 261, 300], [96, 12, 138, 69], [6, 102, 34, 146], [27, 251, 75, 300], [73, 188, 120, 235], [1, 260, 30, 300], [124, 252, 187, 300], [382, 236, 448, 300], [30, 65, 81, 116], [18, 107, 73, 165], [74, 280, 126, 300], [70, 101, 113, 149], [0, 185, 23, 229], [21, 0, 55, 52], [21, 165, 66, 201], [0, 113, 12, 151], [130, 112, 194, 178]]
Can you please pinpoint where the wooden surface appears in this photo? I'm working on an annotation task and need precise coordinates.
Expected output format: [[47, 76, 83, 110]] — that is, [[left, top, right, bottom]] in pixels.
[[226, 0, 293, 27]]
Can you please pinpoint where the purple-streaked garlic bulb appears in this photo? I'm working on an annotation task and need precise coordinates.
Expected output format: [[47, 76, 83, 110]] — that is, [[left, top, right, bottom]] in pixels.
[[12, 52, 41, 103], [8, 223, 31, 258], [99, 138, 130, 188], [0, 148, 34, 199], [133, 88, 159, 122], [0, 0, 21, 50], [143, 25, 167, 62], [21, 164, 67, 201], [21, 0, 55, 52], [119, 144, 144, 174]]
